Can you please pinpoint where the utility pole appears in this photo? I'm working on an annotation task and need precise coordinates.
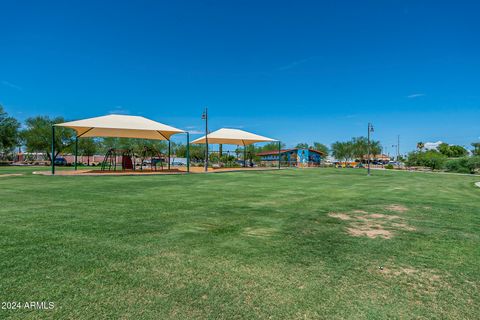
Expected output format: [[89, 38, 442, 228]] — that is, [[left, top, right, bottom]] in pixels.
[[367, 123, 374, 176], [202, 107, 208, 172]]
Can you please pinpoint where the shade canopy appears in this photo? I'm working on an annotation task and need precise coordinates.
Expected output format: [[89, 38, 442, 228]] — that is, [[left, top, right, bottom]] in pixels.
[[55, 114, 184, 140], [191, 128, 276, 146]]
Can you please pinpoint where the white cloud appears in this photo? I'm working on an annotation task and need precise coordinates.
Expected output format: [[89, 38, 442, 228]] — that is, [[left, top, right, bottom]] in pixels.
[[1, 80, 22, 90], [407, 93, 425, 98], [109, 105, 130, 115]]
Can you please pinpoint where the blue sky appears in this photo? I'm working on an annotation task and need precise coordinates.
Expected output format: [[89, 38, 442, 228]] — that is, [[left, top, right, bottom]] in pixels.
[[1, 0, 479, 154]]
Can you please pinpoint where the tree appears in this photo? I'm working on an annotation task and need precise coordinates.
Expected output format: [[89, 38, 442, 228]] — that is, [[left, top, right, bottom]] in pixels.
[[258, 142, 284, 153], [351, 137, 368, 161], [369, 140, 382, 157], [423, 151, 447, 170], [449, 145, 468, 157], [472, 142, 480, 156], [438, 143, 468, 157], [331, 141, 353, 163], [175, 143, 205, 160], [295, 142, 309, 149], [78, 138, 97, 165], [0, 105, 20, 159], [22, 116, 75, 161], [312, 142, 329, 155], [438, 143, 451, 156]]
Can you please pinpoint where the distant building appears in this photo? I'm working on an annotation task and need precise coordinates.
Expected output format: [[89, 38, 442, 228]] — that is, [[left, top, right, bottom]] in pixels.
[[424, 141, 443, 151], [256, 148, 325, 167], [362, 154, 391, 163]]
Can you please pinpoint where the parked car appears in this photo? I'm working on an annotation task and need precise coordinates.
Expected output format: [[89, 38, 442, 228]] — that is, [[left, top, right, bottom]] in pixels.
[[54, 157, 67, 166]]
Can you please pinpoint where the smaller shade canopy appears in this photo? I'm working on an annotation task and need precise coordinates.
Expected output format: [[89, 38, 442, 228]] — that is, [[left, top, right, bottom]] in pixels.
[[191, 128, 276, 146], [55, 114, 184, 140]]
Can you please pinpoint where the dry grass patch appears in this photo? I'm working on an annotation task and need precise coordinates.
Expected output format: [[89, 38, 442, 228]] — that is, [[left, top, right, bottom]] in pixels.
[[377, 265, 450, 295], [329, 207, 415, 239], [328, 212, 351, 220], [385, 204, 409, 213], [347, 223, 392, 239]]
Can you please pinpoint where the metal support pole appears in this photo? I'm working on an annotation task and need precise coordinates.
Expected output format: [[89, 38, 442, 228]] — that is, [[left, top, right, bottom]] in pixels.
[[168, 140, 171, 170], [367, 123, 374, 176], [186, 132, 190, 173], [367, 125, 371, 176], [51, 125, 55, 175], [278, 141, 281, 169], [203, 107, 209, 172], [74, 136, 78, 170], [243, 145, 246, 167]]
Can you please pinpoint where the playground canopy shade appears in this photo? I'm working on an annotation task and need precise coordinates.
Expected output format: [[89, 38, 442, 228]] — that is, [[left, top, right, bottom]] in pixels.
[[190, 128, 276, 146], [55, 114, 184, 140]]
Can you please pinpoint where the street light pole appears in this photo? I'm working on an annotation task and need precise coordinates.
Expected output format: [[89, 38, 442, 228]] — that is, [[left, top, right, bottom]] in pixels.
[[202, 107, 208, 172], [367, 123, 374, 176]]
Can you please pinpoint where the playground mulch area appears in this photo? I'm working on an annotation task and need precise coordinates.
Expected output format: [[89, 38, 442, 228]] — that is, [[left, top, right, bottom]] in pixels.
[[0, 167, 479, 319]]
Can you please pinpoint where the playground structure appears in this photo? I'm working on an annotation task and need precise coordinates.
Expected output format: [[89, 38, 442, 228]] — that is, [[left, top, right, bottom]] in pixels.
[[52, 115, 188, 175], [101, 146, 165, 171]]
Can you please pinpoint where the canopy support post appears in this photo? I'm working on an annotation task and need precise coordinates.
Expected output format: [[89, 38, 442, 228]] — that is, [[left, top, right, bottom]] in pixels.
[[278, 141, 281, 169], [74, 136, 78, 170], [243, 143, 246, 168], [168, 139, 171, 170], [186, 132, 190, 173], [51, 125, 55, 175]]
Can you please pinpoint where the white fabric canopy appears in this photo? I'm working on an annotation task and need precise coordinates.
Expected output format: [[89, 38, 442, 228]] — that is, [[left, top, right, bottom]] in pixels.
[[190, 128, 276, 146], [55, 114, 184, 140]]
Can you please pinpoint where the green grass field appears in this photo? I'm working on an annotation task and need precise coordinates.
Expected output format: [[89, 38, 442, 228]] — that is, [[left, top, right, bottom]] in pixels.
[[1, 167, 479, 319]]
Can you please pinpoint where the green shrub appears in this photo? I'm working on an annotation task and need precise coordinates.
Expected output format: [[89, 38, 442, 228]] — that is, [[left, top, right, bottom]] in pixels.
[[385, 164, 394, 169], [445, 158, 470, 174], [467, 156, 480, 173], [406, 150, 447, 170], [445, 156, 480, 174]]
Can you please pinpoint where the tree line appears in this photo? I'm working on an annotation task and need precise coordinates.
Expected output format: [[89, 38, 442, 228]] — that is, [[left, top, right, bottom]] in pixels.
[[330, 137, 382, 163], [406, 141, 480, 173]]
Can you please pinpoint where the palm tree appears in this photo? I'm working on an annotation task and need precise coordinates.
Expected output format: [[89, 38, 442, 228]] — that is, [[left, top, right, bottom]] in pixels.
[[351, 137, 368, 161], [416, 142, 425, 151], [471, 142, 480, 156], [369, 140, 382, 158]]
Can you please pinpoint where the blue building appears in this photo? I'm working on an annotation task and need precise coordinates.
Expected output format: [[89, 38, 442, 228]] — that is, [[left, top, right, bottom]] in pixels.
[[257, 148, 325, 167]]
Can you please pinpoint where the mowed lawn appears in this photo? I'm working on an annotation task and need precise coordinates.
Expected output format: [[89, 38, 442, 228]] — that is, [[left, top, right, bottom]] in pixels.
[[1, 167, 479, 319]]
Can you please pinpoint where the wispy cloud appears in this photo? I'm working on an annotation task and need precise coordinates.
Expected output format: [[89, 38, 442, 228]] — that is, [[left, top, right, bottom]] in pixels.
[[277, 57, 313, 71], [184, 126, 204, 134], [187, 130, 204, 134], [1, 80, 22, 91], [109, 105, 130, 115], [407, 93, 425, 98]]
